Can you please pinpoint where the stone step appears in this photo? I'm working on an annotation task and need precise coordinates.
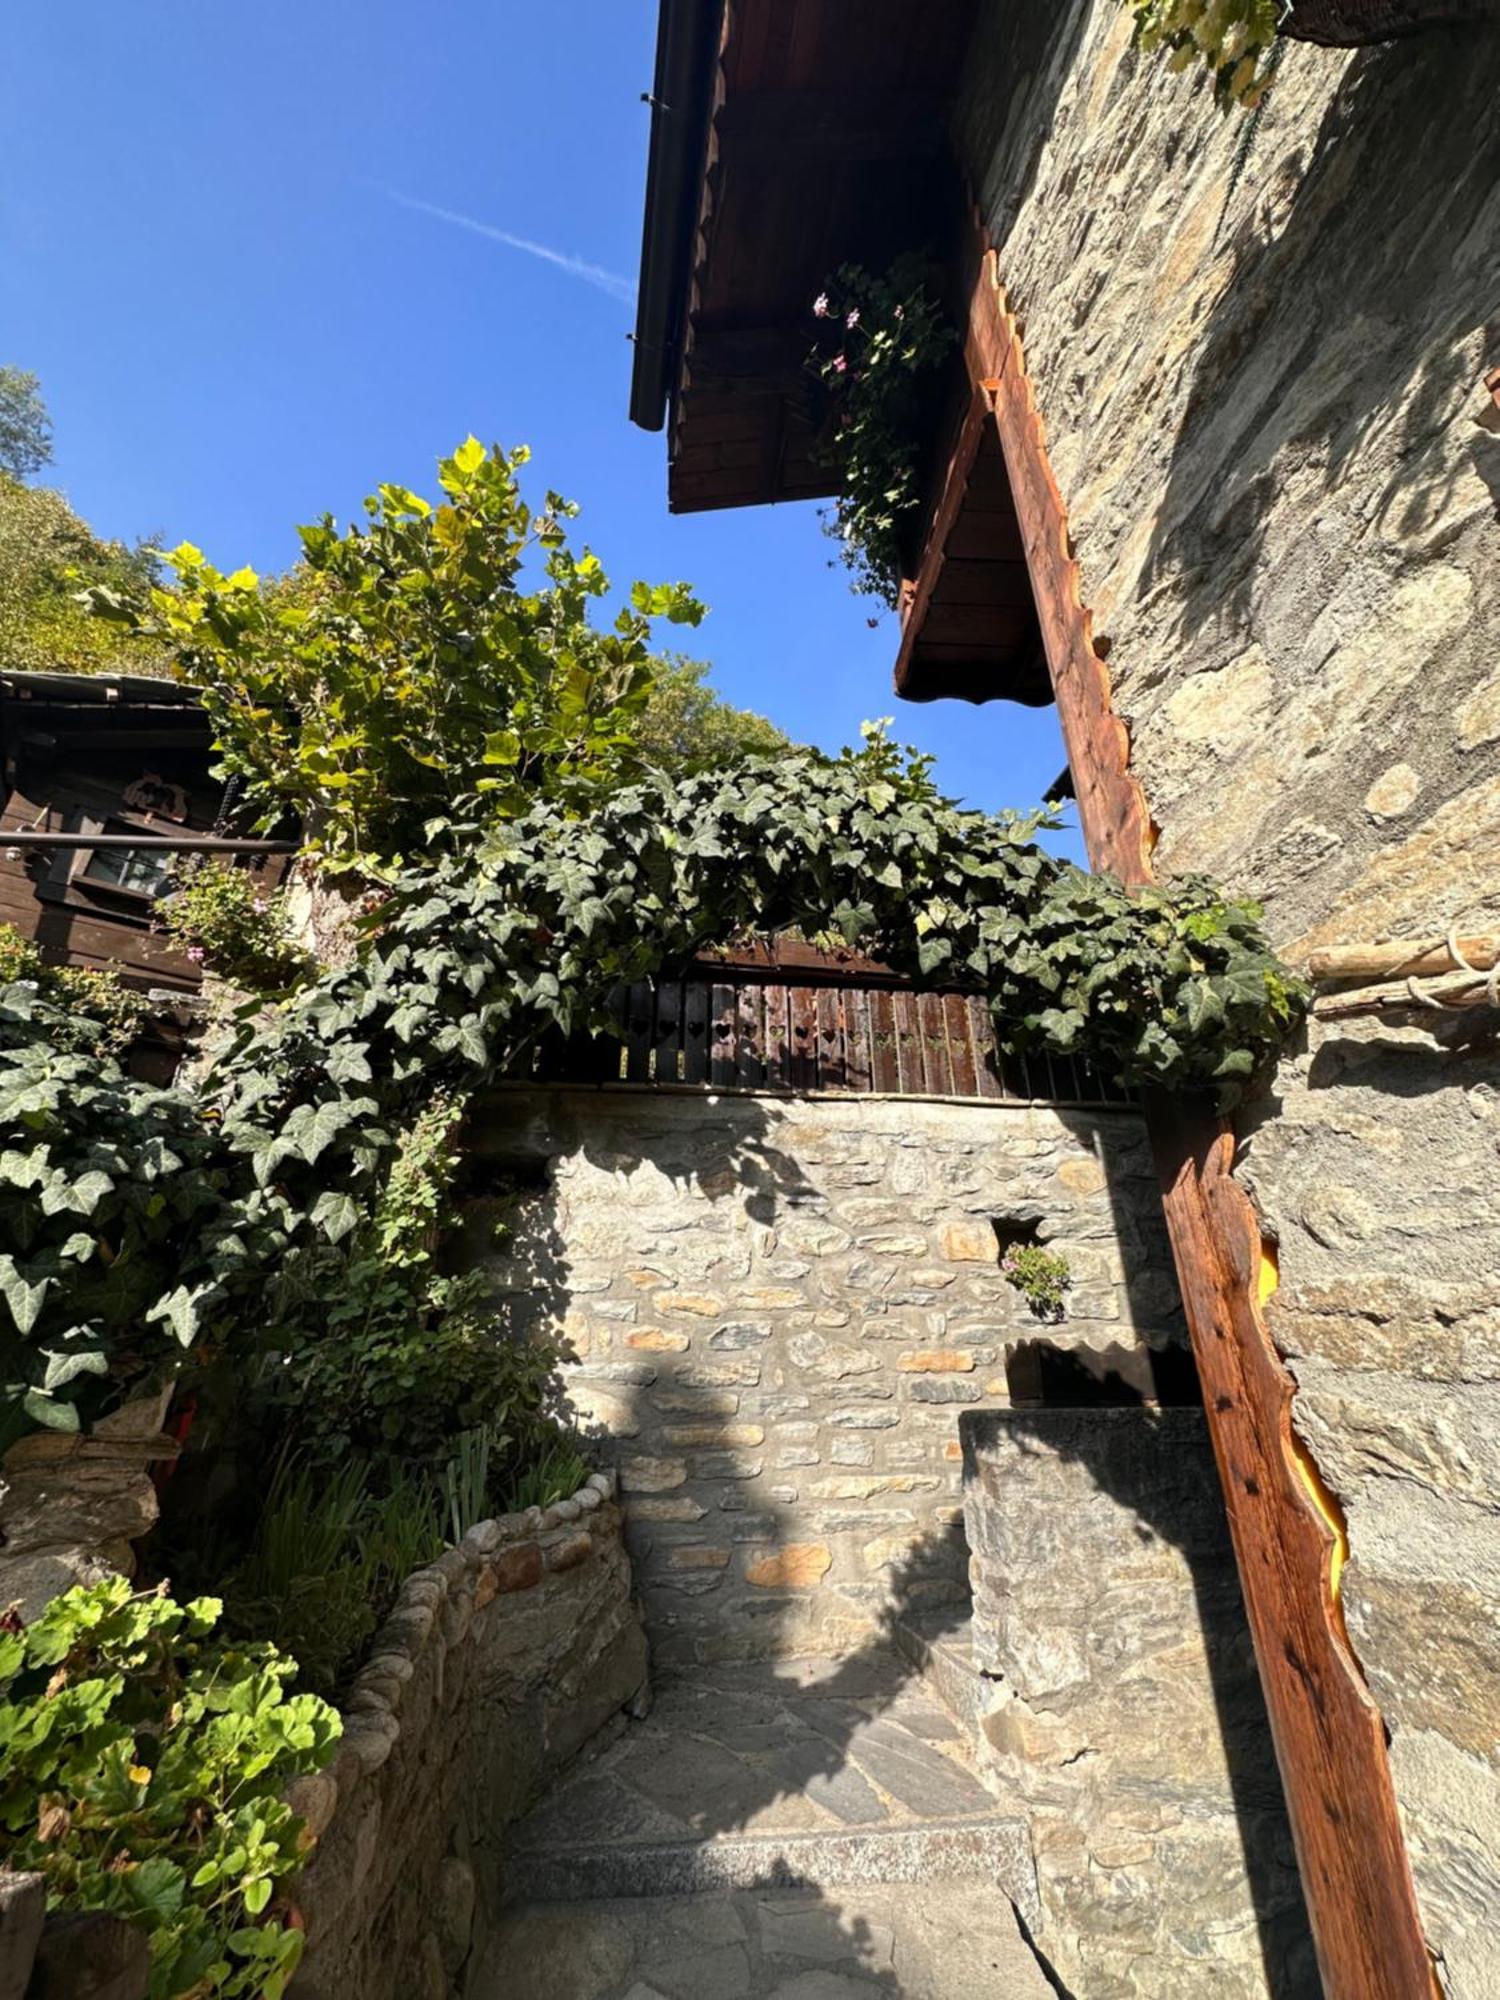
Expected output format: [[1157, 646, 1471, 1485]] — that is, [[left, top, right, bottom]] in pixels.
[[505, 1815, 1037, 1916], [891, 1610, 995, 1745], [479, 1880, 1057, 2000]]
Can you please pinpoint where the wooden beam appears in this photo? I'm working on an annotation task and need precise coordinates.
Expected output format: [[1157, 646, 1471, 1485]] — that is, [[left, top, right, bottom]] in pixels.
[[714, 89, 948, 164], [956, 235, 1435, 1997]]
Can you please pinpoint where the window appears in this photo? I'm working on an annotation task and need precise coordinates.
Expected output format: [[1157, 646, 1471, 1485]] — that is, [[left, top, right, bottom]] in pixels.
[[75, 820, 174, 900]]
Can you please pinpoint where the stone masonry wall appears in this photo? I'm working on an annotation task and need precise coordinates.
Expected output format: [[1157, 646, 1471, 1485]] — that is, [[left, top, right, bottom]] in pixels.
[[287, 1472, 648, 2000], [962, 1408, 1315, 2000], [955, 7, 1500, 1990], [469, 1086, 1185, 1671]]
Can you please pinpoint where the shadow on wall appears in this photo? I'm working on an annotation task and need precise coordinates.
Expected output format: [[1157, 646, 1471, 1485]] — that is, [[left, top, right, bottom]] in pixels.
[[460, 1086, 1318, 1995], [1147, 25, 1500, 632]]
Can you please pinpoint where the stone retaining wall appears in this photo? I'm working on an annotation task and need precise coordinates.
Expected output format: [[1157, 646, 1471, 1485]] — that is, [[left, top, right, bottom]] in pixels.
[[469, 1087, 1185, 1669], [961, 1407, 1316, 2000], [288, 1470, 648, 2000], [955, 7, 1500, 1986]]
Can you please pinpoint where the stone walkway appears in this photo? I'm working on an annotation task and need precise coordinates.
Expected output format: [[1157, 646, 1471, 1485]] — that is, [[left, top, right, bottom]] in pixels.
[[482, 1654, 1050, 1999]]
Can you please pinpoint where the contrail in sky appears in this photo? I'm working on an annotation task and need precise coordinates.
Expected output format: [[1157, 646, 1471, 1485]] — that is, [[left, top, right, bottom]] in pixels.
[[382, 188, 636, 304]]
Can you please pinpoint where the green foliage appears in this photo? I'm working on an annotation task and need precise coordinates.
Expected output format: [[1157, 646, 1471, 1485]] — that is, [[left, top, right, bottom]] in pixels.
[[158, 864, 311, 998], [1001, 1242, 1073, 1320], [1132, 0, 1280, 106], [0, 727, 1305, 1439], [220, 1455, 441, 1698], [0, 366, 52, 482], [634, 654, 792, 775], [503, 1439, 591, 1515], [0, 475, 170, 677], [442, 1424, 499, 1544], [89, 440, 704, 874], [0, 993, 239, 1433], [0, 923, 148, 1057], [0, 1576, 340, 2000], [809, 259, 955, 608]]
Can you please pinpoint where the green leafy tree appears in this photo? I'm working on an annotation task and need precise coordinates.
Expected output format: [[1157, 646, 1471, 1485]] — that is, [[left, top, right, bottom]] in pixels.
[[0, 366, 52, 482], [90, 439, 704, 873], [0, 476, 168, 676], [635, 654, 792, 774]]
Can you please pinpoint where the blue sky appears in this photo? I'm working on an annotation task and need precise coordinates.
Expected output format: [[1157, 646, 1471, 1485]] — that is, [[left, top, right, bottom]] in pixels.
[[2, 2, 1078, 855]]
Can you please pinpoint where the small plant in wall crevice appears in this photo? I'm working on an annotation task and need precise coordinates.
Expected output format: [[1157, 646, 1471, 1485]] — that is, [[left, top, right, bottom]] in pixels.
[[1002, 1242, 1073, 1321]]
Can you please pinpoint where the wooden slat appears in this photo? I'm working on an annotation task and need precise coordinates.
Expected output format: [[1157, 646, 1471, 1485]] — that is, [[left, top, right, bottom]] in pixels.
[[624, 982, 655, 1084], [653, 979, 684, 1085], [788, 984, 818, 1090], [917, 991, 952, 1094], [968, 996, 1004, 1100], [943, 992, 978, 1097], [890, 990, 921, 1094], [869, 988, 900, 1093], [733, 982, 764, 1087], [816, 987, 845, 1089], [681, 978, 711, 1085], [843, 986, 873, 1092], [710, 982, 737, 1088], [1149, 1094, 1436, 2000], [762, 981, 791, 1088]]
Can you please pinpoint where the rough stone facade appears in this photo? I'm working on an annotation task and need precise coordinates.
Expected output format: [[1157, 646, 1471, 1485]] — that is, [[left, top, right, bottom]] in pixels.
[[470, 1086, 1186, 1670], [954, 8, 1500, 1990], [0, 1391, 176, 1624], [962, 1407, 1316, 2000], [288, 1472, 648, 2000]]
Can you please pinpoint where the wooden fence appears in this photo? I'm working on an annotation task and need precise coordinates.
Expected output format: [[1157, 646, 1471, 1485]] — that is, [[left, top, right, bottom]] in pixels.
[[518, 970, 1133, 1108]]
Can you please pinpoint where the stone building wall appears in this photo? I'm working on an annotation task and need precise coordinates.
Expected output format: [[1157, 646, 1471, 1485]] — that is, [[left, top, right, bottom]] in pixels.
[[469, 1086, 1186, 1671], [962, 1408, 1315, 2000], [287, 1472, 647, 2000], [954, 7, 1500, 1991]]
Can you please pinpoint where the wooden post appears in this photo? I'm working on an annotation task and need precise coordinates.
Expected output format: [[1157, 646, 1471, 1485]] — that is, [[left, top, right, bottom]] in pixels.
[[963, 241, 1436, 1996]]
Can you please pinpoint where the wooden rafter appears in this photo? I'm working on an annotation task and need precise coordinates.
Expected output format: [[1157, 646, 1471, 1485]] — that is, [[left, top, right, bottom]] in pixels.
[[957, 238, 1436, 1997]]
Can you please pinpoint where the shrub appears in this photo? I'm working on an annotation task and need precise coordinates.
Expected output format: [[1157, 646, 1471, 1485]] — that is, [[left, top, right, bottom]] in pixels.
[[1131, 0, 1280, 107], [158, 864, 310, 997], [809, 258, 954, 607], [0, 921, 147, 1057], [0, 1577, 339, 2000], [1002, 1243, 1073, 1320]]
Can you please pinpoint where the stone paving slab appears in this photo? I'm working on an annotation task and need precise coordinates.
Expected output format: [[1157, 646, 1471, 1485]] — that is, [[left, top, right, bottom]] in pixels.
[[480, 1881, 1055, 2000], [511, 1655, 992, 1850]]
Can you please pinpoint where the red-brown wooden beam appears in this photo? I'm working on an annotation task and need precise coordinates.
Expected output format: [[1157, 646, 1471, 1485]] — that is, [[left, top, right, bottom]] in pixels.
[[958, 241, 1436, 1997]]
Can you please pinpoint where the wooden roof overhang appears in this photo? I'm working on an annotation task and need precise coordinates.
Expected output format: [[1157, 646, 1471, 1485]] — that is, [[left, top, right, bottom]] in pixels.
[[630, 0, 978, 510], [628, 0, 1050, 710]]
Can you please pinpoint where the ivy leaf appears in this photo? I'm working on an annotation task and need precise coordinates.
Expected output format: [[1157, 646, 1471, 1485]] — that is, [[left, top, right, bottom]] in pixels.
[[310, 1191, 361, 1243]]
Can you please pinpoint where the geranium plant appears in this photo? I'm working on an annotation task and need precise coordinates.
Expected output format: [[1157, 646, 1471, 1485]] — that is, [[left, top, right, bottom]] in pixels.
[[1002, 1242, 1073, 1321], [158, 862, 310, 998], [809, 257, 954, 608], [0, 1577, 339, 2000]]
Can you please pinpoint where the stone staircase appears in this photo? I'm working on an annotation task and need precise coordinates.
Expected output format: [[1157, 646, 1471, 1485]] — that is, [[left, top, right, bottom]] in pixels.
[[478, 1649, 1052, 2000]]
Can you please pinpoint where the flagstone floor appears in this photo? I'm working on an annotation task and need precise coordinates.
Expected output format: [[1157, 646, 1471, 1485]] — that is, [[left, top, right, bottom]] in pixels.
[[478, 1653, 1052, 2000]]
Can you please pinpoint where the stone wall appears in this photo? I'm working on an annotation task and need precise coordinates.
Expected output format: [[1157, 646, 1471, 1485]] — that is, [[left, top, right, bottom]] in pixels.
[[288, 1471, 648, 2000], [962, 1407, 1316, 2000], [954, 7, 1500, 1990], [0, 1392, 176, 1624], [469, 1086, 1186, 1670]]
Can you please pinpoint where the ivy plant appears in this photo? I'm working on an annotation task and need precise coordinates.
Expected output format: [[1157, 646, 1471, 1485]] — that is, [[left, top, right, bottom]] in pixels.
[[1, 728, 1305, 1436], [809, 258, 954, 608], [0, 1577, 340, 2000], [0, 923, 147, 1057], [1132, 0, 1280, 106], [87, 441, 704, 875]]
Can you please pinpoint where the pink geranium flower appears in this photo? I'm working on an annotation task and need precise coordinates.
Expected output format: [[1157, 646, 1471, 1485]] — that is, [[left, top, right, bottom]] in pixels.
[[813, 293, 830, 318]]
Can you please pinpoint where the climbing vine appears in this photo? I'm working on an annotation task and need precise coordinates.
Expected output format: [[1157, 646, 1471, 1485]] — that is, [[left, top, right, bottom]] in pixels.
[[1131, 1, 1280, 105], [1, 726, 1305, 1435]]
